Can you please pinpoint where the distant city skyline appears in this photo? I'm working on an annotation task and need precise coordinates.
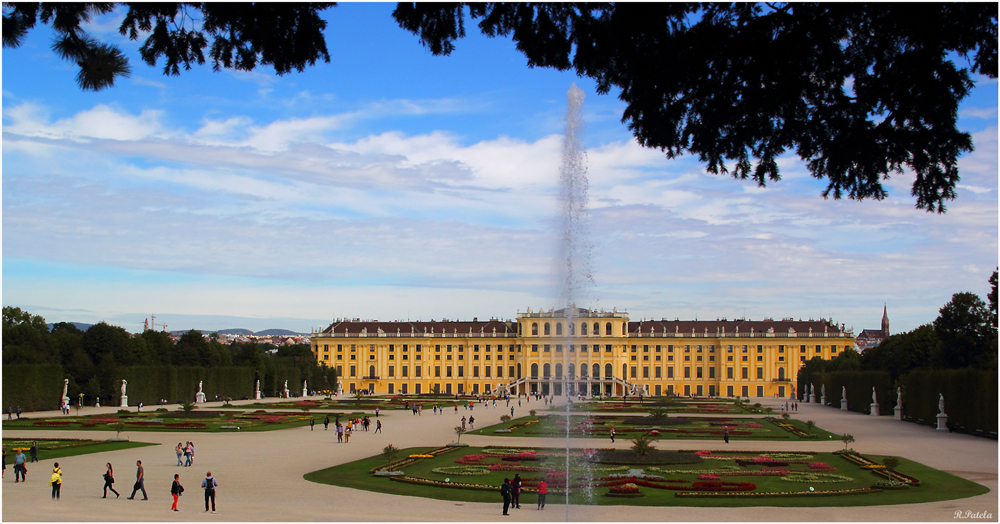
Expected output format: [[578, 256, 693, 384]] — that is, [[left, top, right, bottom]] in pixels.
[[4, 4, 997, 337]]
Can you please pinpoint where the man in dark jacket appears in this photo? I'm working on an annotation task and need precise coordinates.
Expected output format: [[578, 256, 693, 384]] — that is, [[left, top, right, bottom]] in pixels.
[[500, 478, 512, 515]]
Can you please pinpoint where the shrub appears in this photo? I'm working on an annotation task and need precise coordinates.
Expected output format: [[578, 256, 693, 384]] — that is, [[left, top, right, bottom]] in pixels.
[[804, 420, 816, 434], [840, 433, 855, 450], [382, 444, 400, 471], [529, 410, 536, 416], [500, 415, 512, 423], [630, 433, 657, 456]]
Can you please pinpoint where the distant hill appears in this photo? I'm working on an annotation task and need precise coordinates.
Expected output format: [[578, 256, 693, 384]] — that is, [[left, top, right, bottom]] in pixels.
[[46, 322, 93, 332], [254, 329, 303, 336], [217, 328, 254, 335]]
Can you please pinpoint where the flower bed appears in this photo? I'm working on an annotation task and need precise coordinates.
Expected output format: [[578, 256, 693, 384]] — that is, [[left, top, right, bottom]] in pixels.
[[676, 487, 881, 498]]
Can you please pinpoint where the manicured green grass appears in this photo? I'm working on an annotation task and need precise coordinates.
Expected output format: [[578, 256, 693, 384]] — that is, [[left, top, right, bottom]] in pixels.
[[562, 399, 752, 414], [2, 438, 157, 460], [469, 415, 840, 441], [1, 411, 319, 433], [305, 446, 989, 507]]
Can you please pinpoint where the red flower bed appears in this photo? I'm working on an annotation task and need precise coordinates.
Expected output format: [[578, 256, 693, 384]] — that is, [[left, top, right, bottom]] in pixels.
[[165, 422, 207, 428], [691, 481, 757, 491], [33, 421, 72, 426]]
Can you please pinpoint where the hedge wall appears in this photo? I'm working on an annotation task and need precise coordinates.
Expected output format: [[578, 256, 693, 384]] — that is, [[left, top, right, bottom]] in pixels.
[[902, 368, 998, 433], [826, 370, 894, 415], [2, 364, 66, 411], [117, 366, 256, 404]]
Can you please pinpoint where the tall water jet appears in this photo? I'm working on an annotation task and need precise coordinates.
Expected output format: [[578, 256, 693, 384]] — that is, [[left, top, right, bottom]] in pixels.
[[558, 83, 593, 517]]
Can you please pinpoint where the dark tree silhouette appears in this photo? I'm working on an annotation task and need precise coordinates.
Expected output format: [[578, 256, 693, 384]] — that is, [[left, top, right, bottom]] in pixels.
[[393, 3, 997, 213]]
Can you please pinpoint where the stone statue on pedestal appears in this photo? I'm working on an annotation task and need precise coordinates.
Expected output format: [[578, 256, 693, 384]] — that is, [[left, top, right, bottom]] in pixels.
[[61, 379, 70, 408], [938, 393, 945, 415], [869, 386, 880, 416], [936, 393, 948, 430], [195, 380, 207, 404], [302, 380, 308, 398], [120, 379, 129, 407], [255, 379, 262, 400]]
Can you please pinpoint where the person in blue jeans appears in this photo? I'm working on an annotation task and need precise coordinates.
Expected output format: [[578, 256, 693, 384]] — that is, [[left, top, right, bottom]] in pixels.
[[202, 472, 218, 513], [175, 443, 184, 466], [128, 460, 147, 500]]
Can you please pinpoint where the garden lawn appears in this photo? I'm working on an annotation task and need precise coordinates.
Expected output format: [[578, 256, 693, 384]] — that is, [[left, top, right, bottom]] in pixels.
[[305, 446, 988, 507], [2, 438, 156, 460], [470, 415, 840, 441], [1, 411, 318, 433], [563, 399, 752, 414]]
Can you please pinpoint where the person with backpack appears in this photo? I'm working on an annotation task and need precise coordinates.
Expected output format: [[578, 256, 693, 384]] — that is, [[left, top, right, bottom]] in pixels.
[[201, 472, 218, 513], [511, 474, 522, 509], [170, 473, 184, 511], [500, 478, 512, 515], [50, 463, 62, 499]]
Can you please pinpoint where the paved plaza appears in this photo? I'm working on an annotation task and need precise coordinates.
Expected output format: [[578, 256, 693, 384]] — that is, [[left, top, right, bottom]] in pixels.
[[2, 396, 996, 522]]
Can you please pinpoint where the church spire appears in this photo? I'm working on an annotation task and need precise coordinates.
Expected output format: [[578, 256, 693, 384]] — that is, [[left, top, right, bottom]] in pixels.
[[881, 304, 889, 335]]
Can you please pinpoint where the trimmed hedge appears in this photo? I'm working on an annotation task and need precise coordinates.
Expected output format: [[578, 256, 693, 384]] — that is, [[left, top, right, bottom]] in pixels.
[[902, 368, 997, 433], [2, 363, 66, 411]]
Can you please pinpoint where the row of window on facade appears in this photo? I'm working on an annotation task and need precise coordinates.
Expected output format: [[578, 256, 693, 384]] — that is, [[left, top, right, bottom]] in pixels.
[[341, 382, 785, 399], [524, 321, 623, 336], [316, 343, 839, 364], [331, 362, 790, 382]]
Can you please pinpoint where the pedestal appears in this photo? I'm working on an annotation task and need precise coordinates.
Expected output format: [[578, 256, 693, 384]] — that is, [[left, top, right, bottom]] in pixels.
[[284, 389, 290, 399], [840, 398, 848, 411], [302, 388, 308, 398], [936, 413, 948, 431], [95, 398, 101, 408], [120, 396, 128, 408], [869, 403, 880, 416], [255, 391, 262, 400], [195, 392, 207, 404], [894, 406, 903, 420], [810, 393, 817, 403], [820, 395, 827, 406]]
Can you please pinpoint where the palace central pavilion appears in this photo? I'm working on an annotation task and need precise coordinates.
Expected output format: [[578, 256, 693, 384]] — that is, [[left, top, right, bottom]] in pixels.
[[311, 308, 854, 399]]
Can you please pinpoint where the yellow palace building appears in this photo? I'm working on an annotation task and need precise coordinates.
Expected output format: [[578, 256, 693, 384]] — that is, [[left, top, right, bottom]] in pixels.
[[310, 308, 854, 399]]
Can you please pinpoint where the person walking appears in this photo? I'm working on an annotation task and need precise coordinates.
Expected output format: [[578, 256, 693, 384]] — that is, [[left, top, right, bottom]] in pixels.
[[336, 423, 344, 443], [14, 448, 27, 482], [2, 447, 6, 478], [609, 427, 616, 443], [324, 415, 330, 430], [461, 416, 467, 430], [175, 443, 184, 466], [723, 427, 730, 444], [103, 463, 119, 498], [536, 477, 547, 510], [128, 460, 148, 500], [511, 474, 522, 509], [183, 442, 192, 467], [201, 472, 218, 513], [500, 478, 512, 515], [188, 442, 196, 466], [30, 441, 38, 462], [310, 418, 315, 431], [375, 419, 382, 433], [511, 407, 514, 418], [170, 474, 184, 511], [375, 407, 379, 418], [344, 425, 351, 443], [469, 416, 475, 429], [49, 463, 62, 499]]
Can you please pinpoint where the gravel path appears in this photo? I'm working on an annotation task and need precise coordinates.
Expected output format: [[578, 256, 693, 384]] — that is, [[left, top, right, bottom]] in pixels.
[[2, 396, 995, 522]]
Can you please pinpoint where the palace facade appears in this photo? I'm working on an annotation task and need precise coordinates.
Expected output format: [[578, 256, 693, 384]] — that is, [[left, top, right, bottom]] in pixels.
[[310, 308, 854, 399]]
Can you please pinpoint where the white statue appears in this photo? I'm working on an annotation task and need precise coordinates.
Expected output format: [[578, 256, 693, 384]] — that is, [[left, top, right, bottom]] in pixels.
[[938, 393, 945, 415], [198, 381, 204, 393], [195, 380, 207, 404], [302, 380, 308, 397], [61, 379, 70, 406], [842, 385, 846, 399], [821, 384, 826, 397], [871, 386, 877, 404], [896, 387, 902, 406], [284, 379, 288, 391], [255, 379, 262, 400], [120, 379, 129, 408], [121, 379, 128, 397]]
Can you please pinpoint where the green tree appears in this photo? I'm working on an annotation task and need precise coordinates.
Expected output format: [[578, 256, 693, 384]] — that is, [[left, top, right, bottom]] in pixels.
[[2, 307, 52, 364], [629, 432, 657, 456], [861, 324, 939, 381], [933, 292, 996, 369], [841, 433, 855, 450], [804, 420, 816, 435], [382, 444, 400, 471], [174, 330, 208, 366], [882, 456, 900, 477], [394, 3, 997, 213], [454, 425, 466, 443], [989, 269, 998, 332]]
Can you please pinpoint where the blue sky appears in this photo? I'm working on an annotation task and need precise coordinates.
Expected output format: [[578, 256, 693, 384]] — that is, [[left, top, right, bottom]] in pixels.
[[3, 4, 997, 334]]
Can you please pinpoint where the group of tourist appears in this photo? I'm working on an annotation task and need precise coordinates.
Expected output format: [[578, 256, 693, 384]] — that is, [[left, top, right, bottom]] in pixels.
[[95, 459, 219, 512], [175, 441, 197, 467], [499, 474, 546, 514]]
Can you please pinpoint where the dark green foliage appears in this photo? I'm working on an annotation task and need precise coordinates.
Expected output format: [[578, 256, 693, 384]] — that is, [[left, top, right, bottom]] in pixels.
[[933, 292, 997, 369], [1, 363, 65, 411], [860, 325, 939, 382], [394, 3, 998, 213], [902, 369, 997, 433], [588, 449, 702, 465], [629, 432, 657, 455]]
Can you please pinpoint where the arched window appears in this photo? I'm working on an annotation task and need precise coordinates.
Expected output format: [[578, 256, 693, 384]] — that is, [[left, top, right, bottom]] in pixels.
[[606, 322, 613, 335], [544, 323, 551, 335], [593, 322, 599, 336], [777, 367, 785, 380], [605, 363, 613, 378], [581, 323, 588, 335], [580, 365, 588, 378], [543, 363, 551, 378], [369, 365, 376, 378], [532, 323, 538, 336], [568, 363, 575, 378], [556, 323, 563, 336], [593, 363, 600, 378], [555, 363, 563, 378], [568, 323, 574, 335], [531, 363, 538, 378]]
